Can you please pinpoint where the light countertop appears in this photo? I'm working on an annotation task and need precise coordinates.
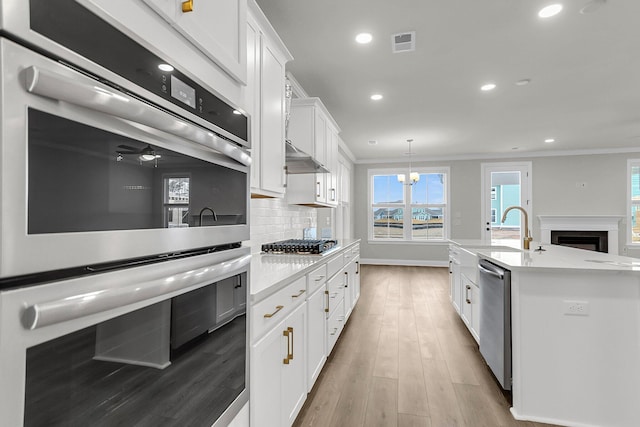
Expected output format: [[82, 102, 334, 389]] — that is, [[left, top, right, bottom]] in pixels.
[[449, 238, 640, 272], [249, 239, 360, 302]]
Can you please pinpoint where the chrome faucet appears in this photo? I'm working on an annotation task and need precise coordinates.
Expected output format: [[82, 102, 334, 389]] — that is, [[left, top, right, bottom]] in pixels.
[[501, 206, 532, 250], [199, 207, 217, 226]]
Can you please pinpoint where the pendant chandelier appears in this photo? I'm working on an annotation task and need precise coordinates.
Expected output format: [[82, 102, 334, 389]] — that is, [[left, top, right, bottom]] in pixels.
[[397, 139, 420, 185]]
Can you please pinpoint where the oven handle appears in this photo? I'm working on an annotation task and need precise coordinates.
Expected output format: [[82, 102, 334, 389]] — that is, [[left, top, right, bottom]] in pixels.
[[22, 253, 251, 330], [23, 66, 251, 167]]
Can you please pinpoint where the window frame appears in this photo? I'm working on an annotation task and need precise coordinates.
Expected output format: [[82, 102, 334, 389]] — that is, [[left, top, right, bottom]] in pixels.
[[368, 166, 450, 242], [628, 159, 640, 246]]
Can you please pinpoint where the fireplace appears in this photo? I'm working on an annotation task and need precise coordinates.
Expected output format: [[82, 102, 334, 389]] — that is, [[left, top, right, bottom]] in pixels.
[[551, 230, 608, 253], [538, 215, 623, 255]]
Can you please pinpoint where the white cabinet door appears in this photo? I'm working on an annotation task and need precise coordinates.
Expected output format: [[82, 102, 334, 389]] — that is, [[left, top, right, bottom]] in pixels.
[[343, 269, 352, 320], [251, 301, 306, 427], [247, 6, 290, 197], [470, 282, 480, 342], [449, 248, 462, 314], [142, 0, 247, 83], [460, 274, 472, 328], [281, 302, 307, 426], [313, 109, 327, 167], [251, 318, 285, 426], [306, 285, 327, 391], [260, 41, 286, 194], [216, 276, 236, 324]]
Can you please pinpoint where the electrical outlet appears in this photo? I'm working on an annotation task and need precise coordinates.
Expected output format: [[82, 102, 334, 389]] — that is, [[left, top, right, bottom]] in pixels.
[[563, 300, 589, 316], [575, 182, 587, 188]]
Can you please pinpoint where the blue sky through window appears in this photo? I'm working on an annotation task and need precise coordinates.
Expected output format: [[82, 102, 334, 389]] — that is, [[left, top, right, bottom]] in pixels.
[[373, 173, 444, 204]]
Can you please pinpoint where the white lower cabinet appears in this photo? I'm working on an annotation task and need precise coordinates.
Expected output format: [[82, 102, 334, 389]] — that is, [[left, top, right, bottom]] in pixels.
[[306, 285, 326, 391], [251, 301, 307, 427]]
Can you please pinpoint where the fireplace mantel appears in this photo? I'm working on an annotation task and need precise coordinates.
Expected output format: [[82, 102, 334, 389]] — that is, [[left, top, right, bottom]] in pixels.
[[537, 215, 623, 254]]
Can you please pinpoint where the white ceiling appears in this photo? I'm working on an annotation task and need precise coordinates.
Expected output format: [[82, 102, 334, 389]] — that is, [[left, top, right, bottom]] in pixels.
[[254, 0, 640, 162]]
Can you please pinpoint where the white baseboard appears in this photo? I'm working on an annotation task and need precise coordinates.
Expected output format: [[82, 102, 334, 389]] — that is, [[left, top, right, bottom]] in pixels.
[[360, 258, 448, 267]]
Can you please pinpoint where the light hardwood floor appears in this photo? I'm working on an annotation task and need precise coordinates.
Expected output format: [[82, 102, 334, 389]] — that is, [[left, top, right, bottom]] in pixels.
[[293, 265, 559, 427]]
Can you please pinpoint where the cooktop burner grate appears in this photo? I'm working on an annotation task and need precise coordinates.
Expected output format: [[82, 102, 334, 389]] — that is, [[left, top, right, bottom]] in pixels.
[[261, 239, 338, 255]]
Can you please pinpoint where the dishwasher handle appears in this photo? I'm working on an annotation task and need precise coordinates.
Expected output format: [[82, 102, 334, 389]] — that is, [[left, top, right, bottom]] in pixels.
[[478, 261, 505, 280]]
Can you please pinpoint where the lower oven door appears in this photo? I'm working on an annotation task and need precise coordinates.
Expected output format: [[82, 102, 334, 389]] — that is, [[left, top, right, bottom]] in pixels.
[[0, 37, 250, 278], [0, 246, 250, 427]]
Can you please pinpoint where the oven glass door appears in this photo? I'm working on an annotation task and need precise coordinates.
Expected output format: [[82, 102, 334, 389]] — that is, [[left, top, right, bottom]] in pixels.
[[23, 273, 247, 427], [28, 108, 246, 234]]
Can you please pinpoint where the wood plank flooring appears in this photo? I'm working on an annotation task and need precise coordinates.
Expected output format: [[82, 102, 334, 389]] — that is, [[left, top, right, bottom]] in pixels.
[[293, 265, 559, 427]]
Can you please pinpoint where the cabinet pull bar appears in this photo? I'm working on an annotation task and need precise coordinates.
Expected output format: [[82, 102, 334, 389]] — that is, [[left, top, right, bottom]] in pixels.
[[325, 290, 329, 313], [314, 275, 325, 282], [181, 0, 194, 12], [283, 328, 291, 364], [264, 305, 284, 318], [289, 327, 294, 361], [344, 271, 348, 287], [292, 289, 306, 298], [356, 261, 359, 274]]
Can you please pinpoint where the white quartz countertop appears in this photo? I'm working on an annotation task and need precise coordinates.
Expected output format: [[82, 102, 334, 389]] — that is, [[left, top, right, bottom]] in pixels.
[[449, 239, 640, 272], [249, 239, 360, 302]]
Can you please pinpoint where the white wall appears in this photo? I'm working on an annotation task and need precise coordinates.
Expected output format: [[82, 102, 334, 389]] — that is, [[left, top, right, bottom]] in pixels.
[[355, 152, 640, 264], [248, 197, 317, 253]]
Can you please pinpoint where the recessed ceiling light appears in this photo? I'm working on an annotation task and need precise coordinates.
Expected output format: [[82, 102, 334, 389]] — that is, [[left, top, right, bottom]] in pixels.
[[368, 140, 378, 145], [355, 33, 373, 44], [580, 0, 606, 14], [538, 4, 563, 18], [545, 138, 555, 143], [516, 78, 532, 86], [480, 83, 497, 91], [370, 94, 383, 101], [158, 63, 174, 72]]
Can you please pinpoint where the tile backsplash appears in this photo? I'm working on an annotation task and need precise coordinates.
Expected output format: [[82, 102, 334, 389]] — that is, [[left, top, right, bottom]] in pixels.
[[248, 198, 317, 253]]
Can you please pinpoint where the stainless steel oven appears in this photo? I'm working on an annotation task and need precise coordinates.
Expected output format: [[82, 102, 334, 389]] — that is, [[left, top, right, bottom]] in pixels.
[[0, 245, 251, 427], [0, 35, 250, 279], [0, 1, 252, 425]]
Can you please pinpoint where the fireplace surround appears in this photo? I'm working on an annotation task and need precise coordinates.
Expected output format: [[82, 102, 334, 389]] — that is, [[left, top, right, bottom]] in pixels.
[[538, 215, 623, 254]]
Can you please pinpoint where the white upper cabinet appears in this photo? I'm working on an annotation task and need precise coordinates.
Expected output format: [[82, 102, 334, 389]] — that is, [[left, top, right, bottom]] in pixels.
[[142, 0, 247, 84], [246, 1, 292, 197], [287, 97, 341, 207]]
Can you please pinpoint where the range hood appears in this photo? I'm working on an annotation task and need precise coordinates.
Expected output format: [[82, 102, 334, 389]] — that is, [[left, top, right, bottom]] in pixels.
[[285, 140, 329, 174]]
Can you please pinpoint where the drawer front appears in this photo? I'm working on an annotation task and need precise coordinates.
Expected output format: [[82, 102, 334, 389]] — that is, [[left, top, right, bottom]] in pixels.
[[326, 253, 344, 279], [251, 275, 306, 341], [326, 273, 344, 314], [327, 302, 345, 354], [307, 264, 328, 295]]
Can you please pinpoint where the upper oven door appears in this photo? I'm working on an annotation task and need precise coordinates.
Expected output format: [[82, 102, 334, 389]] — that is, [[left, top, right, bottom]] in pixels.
[[0, 38, 250, 278]]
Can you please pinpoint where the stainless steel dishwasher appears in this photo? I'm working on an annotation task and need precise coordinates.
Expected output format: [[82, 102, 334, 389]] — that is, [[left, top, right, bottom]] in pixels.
[[478, 258, 512, 390]]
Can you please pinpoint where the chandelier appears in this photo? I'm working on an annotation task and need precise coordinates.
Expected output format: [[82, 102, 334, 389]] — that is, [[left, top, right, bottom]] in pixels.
[[397, 139, 420, 185]]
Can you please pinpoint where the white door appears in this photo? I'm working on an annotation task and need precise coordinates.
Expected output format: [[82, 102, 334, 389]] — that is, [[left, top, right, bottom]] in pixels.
[[481, 162, 532, 243]]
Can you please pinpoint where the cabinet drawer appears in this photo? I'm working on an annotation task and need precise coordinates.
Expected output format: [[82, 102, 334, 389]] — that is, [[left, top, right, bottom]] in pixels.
[[327, 302, 345, 354], [326, 273, 344, 314], [326, 254, 344, 279], [307, 264, 328, 295], [251, 276, 306, 341]]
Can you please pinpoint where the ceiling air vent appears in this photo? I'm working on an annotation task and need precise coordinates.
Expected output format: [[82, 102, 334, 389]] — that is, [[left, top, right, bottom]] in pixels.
[[392, 31, 415, 53]]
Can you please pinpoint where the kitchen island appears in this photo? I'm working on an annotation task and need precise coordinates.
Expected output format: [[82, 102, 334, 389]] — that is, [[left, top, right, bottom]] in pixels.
[[450, 239, 640, 427]]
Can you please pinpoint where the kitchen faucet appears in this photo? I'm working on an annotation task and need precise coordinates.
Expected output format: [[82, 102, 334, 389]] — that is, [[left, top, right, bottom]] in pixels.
[[501, 206, 532, 250], [199, 207, 218, 226]]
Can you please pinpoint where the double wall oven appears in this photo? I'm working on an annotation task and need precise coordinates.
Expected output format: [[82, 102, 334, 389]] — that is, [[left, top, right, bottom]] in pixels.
[[0, 1, 251, 425]]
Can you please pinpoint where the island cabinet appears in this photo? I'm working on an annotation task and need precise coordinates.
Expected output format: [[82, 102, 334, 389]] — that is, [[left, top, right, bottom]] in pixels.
[[141, 0, 247, 84], [251, 276, 307, 427], [246, 1, 293, 197], [449, 244, 481, 343], [287, 98, 341, 207], [448, 245, 462, 314]]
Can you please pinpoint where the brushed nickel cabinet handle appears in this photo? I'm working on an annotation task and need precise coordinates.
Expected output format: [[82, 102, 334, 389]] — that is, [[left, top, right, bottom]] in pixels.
[[356, 261, 359, 274], [264, 305, 284, 318]]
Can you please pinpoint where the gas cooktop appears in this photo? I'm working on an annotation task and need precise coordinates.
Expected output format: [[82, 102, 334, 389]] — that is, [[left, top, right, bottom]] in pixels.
[[261, 239, 338, 255]]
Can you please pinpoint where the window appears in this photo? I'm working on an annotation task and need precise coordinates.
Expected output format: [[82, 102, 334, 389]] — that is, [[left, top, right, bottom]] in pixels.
[[164, 176, 190, 228], [629, 160, 640, 244], [369, 167, 449, 241]]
